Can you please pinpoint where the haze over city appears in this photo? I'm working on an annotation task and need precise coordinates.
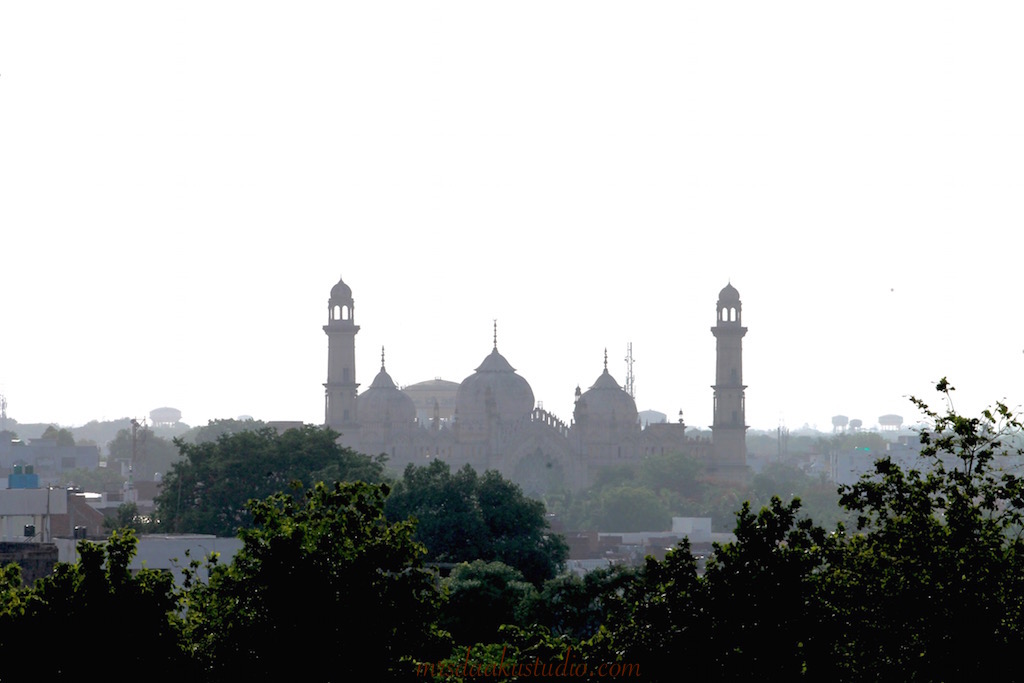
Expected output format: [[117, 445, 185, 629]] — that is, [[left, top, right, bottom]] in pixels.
[[1, 3, 1021, 433]]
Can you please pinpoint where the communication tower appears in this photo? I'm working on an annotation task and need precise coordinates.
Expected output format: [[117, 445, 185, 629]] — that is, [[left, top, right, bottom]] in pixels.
[[624, 343, 635, 399]]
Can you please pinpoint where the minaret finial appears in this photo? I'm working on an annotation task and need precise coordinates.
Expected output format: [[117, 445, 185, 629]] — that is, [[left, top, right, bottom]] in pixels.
[[380, 345, 386, 370], [493, 319, 498, 350], [603, 348, 608, 371]]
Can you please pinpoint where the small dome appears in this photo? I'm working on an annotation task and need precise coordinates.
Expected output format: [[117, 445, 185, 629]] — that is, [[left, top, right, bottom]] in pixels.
[[330, 276, 353, 302], [573, 366, 638, 428], [358, 359, 417, 426], [718, 282, 740, 303], [456, 347, 535, 425]]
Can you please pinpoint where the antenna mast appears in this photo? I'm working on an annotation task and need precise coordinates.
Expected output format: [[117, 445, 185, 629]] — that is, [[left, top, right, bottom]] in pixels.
[[126, 418, 141, 504], [624, 343, 635, 399]]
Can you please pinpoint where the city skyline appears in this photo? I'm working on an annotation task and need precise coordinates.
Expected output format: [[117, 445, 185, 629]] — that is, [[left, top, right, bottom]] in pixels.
[[2, 3, 1021, 433]]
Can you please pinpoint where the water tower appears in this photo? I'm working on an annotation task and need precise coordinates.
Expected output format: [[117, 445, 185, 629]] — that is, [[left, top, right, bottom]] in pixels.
[[149, 407, 182, 428], [879, 414, 903, 432]]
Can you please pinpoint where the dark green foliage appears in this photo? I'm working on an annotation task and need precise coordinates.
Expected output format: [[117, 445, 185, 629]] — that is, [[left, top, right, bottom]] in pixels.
[[0, 531, 187, 678], [591, 379, 1024, 681], [182, 481, 445, 682], [588, 540, 705, 678], [103, 501, 158, 533], [178, 417, 267, 444], [825, 379, 1024, 680], [528, 564, 637, 641], [385, 461, 568, 585], [589, 499, 838, 681], [441, 560, 537, 644], [4, 379, 1023, 681], [154, 424, 385, 536], [701, 497, 838, 679]]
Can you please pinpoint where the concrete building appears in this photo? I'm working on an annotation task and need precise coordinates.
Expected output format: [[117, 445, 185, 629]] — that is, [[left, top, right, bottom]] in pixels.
[[51, 534, 244, 584], [0, 438, 100, 486], [323, 276, 749, 493]]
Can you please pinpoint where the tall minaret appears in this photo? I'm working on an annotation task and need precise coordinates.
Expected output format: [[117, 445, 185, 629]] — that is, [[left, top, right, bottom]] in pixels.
[[711, 282, 748, 477], [324, 275, 360, 438]]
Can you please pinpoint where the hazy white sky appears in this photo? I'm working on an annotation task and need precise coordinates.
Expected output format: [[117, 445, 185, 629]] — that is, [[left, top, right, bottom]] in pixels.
[[1, 3, 1022, 433]]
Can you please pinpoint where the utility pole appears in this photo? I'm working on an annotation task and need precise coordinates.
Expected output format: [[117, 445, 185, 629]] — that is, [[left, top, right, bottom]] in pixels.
[[126, 418, 141, 504]]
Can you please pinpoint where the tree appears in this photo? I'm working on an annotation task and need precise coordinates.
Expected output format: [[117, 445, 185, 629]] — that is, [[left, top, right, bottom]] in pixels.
[[528, 564, 637, 642], [750, 461, 848, 529], [588, 540, 705, 678], [154, 424, 385, 536], [108, 426, 182, 481], [636, 450, 706, 499], [440, 560, 537, 645], [588, 496, 837, 681], [385, 461, 568, 585], [60, 464, 126, 492], [590, 485, 671, 532], [40, 424, 75, 447], [700, 497, 838, 679], [182, 481, 446, 682], [0, 530, 188, 677], [103, 501, 157, 533], [825, 378, 1024, 680], [178, 417, 267, 444]]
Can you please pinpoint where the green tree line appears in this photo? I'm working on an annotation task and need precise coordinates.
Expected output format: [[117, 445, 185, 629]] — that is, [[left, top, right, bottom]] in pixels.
[[3, 380, 1022, 681]]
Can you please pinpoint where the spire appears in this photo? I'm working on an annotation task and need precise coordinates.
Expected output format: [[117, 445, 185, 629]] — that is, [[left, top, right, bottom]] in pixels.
[[380, 345, 386, 370], [603, 348, 608, 372], [493, 319, 498, 350]]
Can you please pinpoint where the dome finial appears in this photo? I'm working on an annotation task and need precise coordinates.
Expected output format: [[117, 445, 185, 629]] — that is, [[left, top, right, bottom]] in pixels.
[[603, 348, 608, 372], [380, 345, 386, 370], [493, 319, 498, 350]]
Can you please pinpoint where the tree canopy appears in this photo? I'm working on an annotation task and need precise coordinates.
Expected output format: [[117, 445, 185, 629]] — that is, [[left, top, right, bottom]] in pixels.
[[385, 460, 568, 585], [40, 425, 75, 447], [0, 530, 187, 677], [154, 424, 385, 536], [5, 380, 1024, 680], [108, 425, 181, 482], [183, 481, 446, 681]]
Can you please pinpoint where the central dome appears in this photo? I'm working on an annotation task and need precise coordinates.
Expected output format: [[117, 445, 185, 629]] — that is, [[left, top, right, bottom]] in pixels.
[[455, 347, 535, 426]]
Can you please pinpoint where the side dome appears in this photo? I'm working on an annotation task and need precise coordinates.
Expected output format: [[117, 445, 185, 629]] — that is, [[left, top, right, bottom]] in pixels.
[[455, 347, 535, 426], [358, 356, 417, 427], [573, 359, 638, 429]]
